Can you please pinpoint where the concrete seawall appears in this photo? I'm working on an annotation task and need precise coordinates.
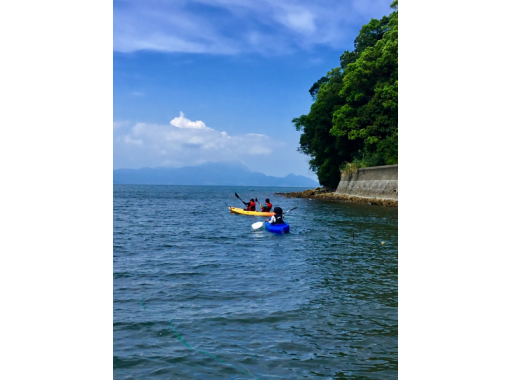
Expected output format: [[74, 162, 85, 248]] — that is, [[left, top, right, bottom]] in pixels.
[[336, 165, 398, 200]]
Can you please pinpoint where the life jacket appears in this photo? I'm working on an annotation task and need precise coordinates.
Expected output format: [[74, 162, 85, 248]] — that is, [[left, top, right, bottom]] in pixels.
[[273, 214, 284, 224], [265, 202, 272, 212], [247, 201, 256, 211]]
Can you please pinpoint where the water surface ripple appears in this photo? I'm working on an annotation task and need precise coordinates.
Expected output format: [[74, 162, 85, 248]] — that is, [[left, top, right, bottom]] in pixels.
[[114, 185, 398, 379]]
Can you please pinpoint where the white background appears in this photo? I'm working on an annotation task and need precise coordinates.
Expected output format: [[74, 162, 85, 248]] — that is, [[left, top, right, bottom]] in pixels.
[[1, 0, 509, 378]]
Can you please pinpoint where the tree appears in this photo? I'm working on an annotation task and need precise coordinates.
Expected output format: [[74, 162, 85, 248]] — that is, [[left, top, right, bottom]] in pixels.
[[308, 76, 329, 100], [330, 6, 398, 165], [293, 2, 398, 187], [294, 69, 352, 188]]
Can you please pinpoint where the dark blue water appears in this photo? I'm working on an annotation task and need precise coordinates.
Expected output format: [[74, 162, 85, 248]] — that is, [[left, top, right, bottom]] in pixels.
[[113, 185, 398, 379]]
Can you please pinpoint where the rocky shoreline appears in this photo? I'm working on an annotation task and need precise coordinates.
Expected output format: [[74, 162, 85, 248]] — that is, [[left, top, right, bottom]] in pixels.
[[276, 187, 398, 207]]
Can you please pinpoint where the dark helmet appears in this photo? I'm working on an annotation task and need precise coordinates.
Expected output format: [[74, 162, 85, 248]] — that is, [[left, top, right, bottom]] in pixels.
[[250, 198, 255, 202], [265, 198, 270, 203], [274, 207, 283, 215]]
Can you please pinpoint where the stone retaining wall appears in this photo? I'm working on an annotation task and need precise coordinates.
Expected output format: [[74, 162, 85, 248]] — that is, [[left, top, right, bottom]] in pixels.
[[336, 165, 398, 200]]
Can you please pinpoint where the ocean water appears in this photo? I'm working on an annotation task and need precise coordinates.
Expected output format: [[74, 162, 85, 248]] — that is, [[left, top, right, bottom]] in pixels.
[[113, 185, 398, 379]]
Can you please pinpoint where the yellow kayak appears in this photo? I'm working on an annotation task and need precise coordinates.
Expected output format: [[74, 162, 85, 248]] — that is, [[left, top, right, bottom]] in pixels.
[[229, 207, 274, 216]]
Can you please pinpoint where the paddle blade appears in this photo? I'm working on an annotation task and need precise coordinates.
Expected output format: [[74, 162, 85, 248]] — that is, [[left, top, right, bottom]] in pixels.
[[251, 222, 264, 230], [283, 207, 297, 214]]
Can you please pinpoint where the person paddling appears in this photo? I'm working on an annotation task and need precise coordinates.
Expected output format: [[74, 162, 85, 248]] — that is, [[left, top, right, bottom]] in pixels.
[[267, 207, 285, 224], [245, 198, 256, 211], [259, 198, 272, 212]]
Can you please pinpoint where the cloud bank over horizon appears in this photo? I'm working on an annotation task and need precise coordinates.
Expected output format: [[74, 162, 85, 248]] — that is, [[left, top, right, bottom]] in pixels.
[[113, 0, 392, 55], [113, 113, 310, 176]]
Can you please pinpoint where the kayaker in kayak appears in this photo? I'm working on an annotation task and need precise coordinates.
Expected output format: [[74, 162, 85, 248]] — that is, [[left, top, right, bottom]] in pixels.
[[244, 198, 256, 211], [267, 207, 284, 224], [259, 198, 272, 212]]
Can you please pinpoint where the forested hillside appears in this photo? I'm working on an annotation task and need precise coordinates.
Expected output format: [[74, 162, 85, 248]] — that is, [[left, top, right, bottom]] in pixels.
[[293, 1, 398, 188]]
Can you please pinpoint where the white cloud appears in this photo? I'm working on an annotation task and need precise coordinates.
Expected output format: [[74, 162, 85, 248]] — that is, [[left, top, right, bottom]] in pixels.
[[113, 113, 284, 169], [113, 3, 240, 54], [124, 135, 143, 145], [113, 0, 393, 54], [170, 112, 210, 130], [275, 9, 316, 34]]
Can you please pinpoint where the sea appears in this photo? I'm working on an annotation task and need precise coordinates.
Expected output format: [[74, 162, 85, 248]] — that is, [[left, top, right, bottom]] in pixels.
[[113, 185, 398, 379]]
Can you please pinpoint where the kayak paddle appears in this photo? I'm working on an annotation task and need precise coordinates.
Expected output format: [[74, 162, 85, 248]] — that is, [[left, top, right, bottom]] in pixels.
[[251, 221, 264, 230], [235, 192, 247, 205], [283, 207, 297, 214]]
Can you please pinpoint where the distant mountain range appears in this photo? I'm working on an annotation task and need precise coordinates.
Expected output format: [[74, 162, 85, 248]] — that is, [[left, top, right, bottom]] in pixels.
[[113, 161, 319, 187]]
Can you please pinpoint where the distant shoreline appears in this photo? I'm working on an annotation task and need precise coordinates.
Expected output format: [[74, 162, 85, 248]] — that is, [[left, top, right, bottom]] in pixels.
[[113, 162, 319, 187], [113, 183, 316, 188]]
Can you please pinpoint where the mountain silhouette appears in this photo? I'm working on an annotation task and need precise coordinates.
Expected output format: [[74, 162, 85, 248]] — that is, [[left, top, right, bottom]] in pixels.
[[113, 161, 319, 187]]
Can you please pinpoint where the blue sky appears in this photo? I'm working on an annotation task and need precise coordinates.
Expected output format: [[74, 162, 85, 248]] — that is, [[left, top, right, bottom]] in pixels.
[[113, 0, 393, 179]]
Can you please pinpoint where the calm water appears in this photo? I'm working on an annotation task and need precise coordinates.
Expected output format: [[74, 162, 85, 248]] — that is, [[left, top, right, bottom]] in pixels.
[[113, 185, 398, 379]]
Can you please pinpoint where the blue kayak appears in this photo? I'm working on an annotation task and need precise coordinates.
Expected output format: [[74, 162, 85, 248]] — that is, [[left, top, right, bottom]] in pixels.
[[264, 221, 290, 234]]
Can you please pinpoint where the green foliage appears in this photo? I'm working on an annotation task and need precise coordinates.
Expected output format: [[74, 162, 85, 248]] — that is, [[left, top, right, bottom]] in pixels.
[[293, 2, 398, 187], [331, 7, 398, 165], [339, 16, 391, 70], [293, 68, 360, 189], [308, 76, 329, 100]]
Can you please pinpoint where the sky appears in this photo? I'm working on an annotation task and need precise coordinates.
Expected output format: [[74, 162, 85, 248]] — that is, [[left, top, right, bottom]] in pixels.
[[113, 0, 393, 179]]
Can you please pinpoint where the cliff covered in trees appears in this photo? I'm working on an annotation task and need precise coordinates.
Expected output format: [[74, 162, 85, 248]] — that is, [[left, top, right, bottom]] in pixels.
[[293, 1, 398, 188]]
